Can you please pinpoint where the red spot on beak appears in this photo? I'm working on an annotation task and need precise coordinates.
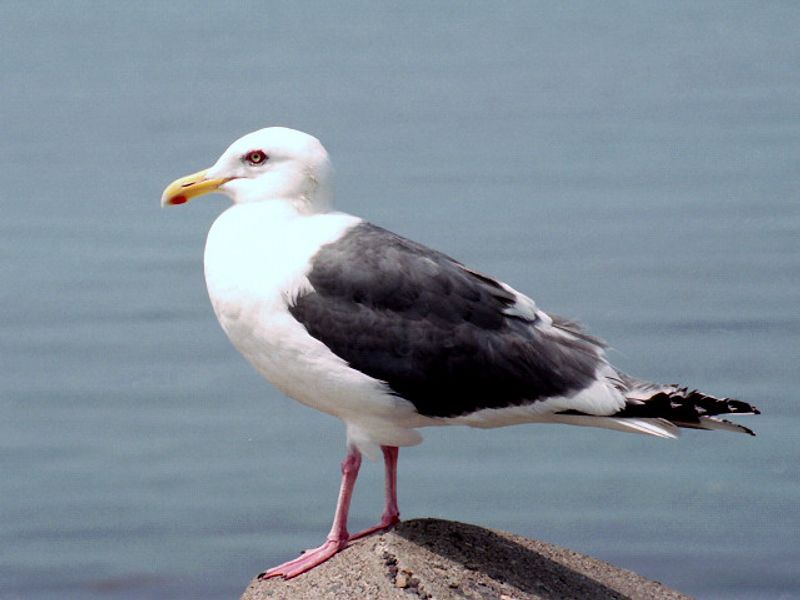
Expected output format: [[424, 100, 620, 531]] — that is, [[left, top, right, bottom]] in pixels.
[[171, 195, 188, 205]]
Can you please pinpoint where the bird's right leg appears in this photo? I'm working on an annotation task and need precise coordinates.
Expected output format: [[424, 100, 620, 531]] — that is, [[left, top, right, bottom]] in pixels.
[[260, 445, 362, 579]]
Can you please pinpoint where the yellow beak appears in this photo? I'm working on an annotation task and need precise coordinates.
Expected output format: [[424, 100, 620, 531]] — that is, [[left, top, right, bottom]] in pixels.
[[160, 169, 233, 207]]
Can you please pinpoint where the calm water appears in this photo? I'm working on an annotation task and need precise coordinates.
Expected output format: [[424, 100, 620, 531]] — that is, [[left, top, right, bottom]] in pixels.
[[2, 3, 799, 599]]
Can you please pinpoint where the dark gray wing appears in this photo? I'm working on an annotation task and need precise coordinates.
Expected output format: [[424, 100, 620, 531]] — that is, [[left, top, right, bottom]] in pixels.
[[289, 222, 603, 418]]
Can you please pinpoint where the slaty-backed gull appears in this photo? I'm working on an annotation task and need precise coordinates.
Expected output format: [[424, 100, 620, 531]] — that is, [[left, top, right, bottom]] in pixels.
[[161, 126, 759, 579]]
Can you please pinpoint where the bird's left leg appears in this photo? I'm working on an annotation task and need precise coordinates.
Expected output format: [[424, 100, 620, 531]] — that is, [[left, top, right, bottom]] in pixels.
[[349, 445, 400, 541], [260, 446, 362, 579]]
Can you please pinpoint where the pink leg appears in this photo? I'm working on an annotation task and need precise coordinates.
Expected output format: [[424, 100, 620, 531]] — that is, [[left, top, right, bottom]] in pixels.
[[260, 447, 362, 580], [350, 446, 400, 541]]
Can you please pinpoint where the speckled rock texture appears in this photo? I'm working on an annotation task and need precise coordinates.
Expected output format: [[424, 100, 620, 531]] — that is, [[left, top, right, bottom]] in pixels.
[[240, 518, 691, 600]]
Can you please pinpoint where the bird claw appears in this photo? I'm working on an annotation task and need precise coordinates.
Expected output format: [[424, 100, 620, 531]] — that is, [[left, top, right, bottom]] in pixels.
[[258, 538, 348, 580]]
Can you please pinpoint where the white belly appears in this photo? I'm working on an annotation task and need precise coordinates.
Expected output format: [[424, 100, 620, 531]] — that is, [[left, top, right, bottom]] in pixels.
[[203, 203, 424, 451]]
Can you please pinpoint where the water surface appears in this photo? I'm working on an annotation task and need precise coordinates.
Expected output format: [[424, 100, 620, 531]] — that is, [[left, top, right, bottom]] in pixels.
[[2, 3, 798, 599]]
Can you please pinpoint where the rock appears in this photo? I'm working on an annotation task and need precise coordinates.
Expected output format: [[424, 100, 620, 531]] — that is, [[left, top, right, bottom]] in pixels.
[[240, 518, 691, 600]]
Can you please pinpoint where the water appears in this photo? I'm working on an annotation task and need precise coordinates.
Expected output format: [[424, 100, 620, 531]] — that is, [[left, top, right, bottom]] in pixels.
[[2, 2, 798, 598]]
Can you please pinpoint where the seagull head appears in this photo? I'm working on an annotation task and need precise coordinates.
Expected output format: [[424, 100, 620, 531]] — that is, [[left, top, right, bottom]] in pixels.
[[161, 127, 334, 213]]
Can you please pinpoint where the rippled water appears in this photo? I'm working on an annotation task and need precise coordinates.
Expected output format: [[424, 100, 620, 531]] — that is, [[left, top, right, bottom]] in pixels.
[[2, 3, 798, 599]]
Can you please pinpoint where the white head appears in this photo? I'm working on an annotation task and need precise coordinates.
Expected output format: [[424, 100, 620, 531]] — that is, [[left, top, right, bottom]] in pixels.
[[161, 127, 334, 214]]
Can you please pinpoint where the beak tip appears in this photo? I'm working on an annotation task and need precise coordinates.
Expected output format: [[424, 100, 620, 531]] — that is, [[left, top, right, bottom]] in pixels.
[[160, 194, 187, 207]]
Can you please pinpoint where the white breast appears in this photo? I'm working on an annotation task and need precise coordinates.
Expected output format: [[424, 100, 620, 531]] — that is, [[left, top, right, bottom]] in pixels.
[[203, 202, 424, 453], [204, 202, 358, 317]]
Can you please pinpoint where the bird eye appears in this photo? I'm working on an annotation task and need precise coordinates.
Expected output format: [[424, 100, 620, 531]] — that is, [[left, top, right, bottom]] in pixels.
[[244, 150, 268, 165]]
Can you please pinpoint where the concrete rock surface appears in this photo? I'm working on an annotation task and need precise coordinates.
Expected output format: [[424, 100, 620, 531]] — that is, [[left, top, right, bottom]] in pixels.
[[240, 518, 691, 600]]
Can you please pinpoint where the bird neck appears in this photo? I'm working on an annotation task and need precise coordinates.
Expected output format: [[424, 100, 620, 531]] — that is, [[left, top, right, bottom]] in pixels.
[[232, 171, 334, 215]]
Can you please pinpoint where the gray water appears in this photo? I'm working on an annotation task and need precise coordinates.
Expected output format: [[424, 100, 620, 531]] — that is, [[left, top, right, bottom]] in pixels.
[[2, 2, 798, 599]]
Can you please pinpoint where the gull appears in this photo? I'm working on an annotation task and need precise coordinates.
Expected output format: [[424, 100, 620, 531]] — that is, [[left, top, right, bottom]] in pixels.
[[161, 127, 758, 579]]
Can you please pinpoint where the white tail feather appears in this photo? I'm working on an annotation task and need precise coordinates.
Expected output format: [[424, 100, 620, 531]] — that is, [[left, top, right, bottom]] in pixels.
[[545, 414, 679, 439]]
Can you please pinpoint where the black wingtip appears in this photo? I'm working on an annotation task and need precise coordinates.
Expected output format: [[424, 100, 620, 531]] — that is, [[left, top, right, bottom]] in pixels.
[[725, 397, 760, 415]]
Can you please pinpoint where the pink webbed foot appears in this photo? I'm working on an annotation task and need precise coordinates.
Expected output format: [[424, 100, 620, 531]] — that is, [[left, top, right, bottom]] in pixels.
[[259, 537, 348, 580], [349, 512, 400, 542]]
